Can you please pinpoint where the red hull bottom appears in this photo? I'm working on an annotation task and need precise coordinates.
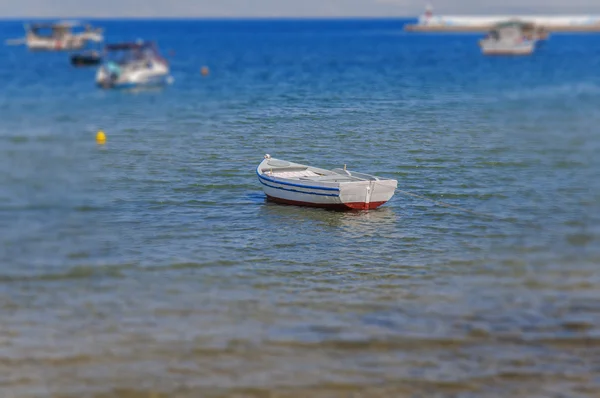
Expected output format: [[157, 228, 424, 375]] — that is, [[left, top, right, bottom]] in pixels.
[[266, 195, 387, 211], [483, 52, 533, 56]]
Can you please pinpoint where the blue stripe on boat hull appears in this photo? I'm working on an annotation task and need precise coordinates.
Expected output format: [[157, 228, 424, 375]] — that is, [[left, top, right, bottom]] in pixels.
[[256, 169, 340, 192], [258, 179, 340, 197]]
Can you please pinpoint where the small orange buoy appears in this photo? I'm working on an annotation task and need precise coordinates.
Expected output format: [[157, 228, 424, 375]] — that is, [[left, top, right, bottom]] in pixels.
[[200, 66, 209, 76]]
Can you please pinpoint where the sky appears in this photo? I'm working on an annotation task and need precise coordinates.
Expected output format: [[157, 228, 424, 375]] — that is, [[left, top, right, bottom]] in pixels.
[[2, 0, 600, 18]]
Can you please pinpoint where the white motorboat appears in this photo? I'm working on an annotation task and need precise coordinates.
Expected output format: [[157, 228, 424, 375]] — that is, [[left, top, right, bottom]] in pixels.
[[256, 154, 397, 210], [479, 21, 537, 55], [23, 21, 103, 51], [96, 41, 172, 89]]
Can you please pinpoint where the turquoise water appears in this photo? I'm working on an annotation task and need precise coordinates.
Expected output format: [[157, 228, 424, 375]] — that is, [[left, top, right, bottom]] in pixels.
[[1, 19, 600, 397]]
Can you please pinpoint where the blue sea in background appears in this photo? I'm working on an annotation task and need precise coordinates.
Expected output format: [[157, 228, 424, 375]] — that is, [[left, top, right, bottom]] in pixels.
[[1, 19, 600, 397]]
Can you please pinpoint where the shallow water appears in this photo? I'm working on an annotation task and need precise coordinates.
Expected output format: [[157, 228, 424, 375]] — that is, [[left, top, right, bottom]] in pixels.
[[1, 19, 599, 397]]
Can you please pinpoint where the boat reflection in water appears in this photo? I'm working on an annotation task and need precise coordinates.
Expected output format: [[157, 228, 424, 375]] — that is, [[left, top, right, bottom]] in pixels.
[[259, 199, 398, 231]]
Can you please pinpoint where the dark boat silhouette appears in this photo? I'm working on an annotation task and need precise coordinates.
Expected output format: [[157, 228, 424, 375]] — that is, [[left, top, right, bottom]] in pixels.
[[70, 50, 102, 67]]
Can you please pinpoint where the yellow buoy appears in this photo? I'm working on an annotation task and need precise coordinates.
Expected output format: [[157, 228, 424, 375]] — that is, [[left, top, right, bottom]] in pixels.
[[96, 130, 106, 144], [200, 66, 209, 76]]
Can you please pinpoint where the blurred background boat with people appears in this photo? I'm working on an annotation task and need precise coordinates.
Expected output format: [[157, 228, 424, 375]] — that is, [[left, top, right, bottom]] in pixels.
[[95, 41, 171, 89], [479, 21, 538, 56], [20, 20, 103, 51]]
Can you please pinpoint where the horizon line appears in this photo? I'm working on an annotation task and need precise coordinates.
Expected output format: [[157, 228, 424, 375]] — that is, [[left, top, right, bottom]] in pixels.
[[2, 12, 599, 21], [0, 16, 420, 20]]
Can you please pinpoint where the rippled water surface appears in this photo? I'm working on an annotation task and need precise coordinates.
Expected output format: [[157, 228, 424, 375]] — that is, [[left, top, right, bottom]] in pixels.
[[1, 19, 600, 397]]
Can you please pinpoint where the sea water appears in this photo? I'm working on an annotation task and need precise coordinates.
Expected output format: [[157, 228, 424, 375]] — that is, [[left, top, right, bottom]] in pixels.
[[0, 19, 599, 397]]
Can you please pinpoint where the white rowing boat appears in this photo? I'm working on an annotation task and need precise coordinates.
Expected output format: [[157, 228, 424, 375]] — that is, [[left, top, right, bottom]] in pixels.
[[256, 154, 397, 210]]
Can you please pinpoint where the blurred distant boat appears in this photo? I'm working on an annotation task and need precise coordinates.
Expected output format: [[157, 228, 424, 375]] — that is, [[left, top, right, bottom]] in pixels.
[[479, 21, 537, 55], [71, 50, 102, 67], [95, 41, 171, 89], [536, 28, 550, 41], [22, 21, 103, 51], [256, 154, 397, 211], [406, 4, 600, 32]]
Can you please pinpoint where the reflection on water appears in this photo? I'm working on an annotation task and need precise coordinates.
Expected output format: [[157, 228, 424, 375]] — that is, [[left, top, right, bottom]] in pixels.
[[258, 200, 398, 231], [118, 85, 169, 95]]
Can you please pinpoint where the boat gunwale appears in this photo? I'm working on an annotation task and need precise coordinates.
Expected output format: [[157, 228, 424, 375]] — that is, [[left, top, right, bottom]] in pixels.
[[256, 167, 341, 192], [256, 158, 396, 192]]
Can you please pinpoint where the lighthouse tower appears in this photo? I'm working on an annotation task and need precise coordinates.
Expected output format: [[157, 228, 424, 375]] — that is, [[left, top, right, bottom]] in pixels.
[[423, 4, 433, 25]]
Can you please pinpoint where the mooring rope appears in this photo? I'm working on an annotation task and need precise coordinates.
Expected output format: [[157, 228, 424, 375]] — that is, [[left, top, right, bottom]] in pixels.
[[395, 188, 501, 220]]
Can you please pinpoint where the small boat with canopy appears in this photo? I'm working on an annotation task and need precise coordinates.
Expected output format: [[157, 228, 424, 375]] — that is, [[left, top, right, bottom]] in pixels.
[[95, 41, 171, 89]]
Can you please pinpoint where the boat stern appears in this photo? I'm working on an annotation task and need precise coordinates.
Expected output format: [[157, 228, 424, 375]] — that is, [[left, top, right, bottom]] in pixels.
[[339, 178, 397, 210], [95, 65, 110, 87], [95, 62, 131, 88]]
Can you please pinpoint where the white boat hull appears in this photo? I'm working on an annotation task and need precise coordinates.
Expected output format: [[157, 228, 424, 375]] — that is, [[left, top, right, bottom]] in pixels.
[[480, 40, 536, 55], [257, 156, 397, 211], [96, 61, 171, 89], [26, 37, 86, 51], [25, 32, 103, 51]]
